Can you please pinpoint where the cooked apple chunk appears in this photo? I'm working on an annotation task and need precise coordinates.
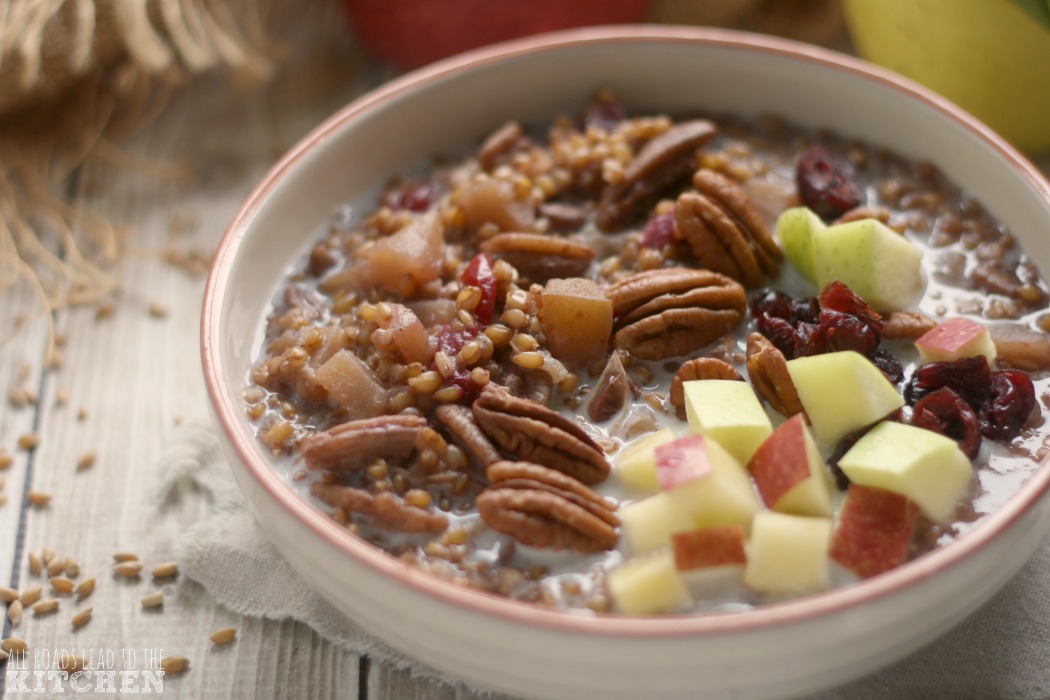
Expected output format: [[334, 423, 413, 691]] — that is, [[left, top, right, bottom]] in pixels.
[[539, 277, 613, 370]]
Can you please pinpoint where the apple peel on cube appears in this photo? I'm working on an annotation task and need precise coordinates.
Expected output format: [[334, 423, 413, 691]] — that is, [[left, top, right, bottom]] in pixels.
[[786, 350, 904, 450], [616, 427, 677, 494], [915, 316, 997, 365], [837, 420, 973, 523], [673, 525, 748, 599], [743, 511, 832, 597], [683, 379, 773, 465], [830, 484, 919, 579], [607, 550, 693, 615], [662, 435, 764, 533], [747, 414, 835, 517], [811, 217, 925, 312]]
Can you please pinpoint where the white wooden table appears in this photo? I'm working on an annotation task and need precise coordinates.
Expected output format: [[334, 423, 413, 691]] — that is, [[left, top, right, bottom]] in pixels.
[[2, 7, 1049, 699]]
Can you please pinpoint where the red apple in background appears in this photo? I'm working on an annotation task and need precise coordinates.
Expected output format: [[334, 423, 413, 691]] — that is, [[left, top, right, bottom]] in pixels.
[[830, 484, 919, 579], [345, 0, 654, 71]]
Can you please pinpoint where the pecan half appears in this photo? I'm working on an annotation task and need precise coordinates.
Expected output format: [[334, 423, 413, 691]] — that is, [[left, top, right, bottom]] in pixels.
[[607, 268, 746, 361], [746, 332, 804, 417], [677, 170, 782, 288], [478, 120, 524, 171], [596, 120, 717, 231], [477, 461, 619, 552], [480, 232, 594, 283], [882, 311, 938, 340], [472, 384, 610, 484], [434, 404, 502, 470], [311, 482, 448, 534], [301, 414, 428, 472], [669, 357, 744, 420]]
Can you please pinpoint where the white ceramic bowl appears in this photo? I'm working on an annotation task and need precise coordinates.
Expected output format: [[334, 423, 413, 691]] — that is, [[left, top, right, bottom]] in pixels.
[[202, 26, 1050, 700]]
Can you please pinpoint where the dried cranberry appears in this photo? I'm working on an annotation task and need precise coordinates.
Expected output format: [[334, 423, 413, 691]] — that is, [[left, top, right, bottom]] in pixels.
[[796, 144, 863, 221], [750, 289, 796, 323], [818, 279, 883, 335], [791, 296, 821, 325], [979, 370, 1036, 440], [382, 178, 438, 212], [583, 99, 626, 132], [904, 356, 992, 409], [820, 309, 880, 356], [434, 322, 479, 359], [461, 253, 498, 325], [446, 368, 482, 403], [911, 387, 982, 459], [794, 321, 829, 357], [756, 313, 798, 359], [641, 212, 678, 250], [872, 349, 904, 384]]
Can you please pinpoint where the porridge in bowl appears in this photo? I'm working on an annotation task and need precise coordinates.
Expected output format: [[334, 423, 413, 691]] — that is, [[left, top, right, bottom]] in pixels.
[[244, 93, 1050, 615]]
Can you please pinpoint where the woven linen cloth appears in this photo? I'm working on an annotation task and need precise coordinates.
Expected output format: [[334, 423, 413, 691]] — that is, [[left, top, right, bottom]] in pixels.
[[156, 421, 1050, 699]]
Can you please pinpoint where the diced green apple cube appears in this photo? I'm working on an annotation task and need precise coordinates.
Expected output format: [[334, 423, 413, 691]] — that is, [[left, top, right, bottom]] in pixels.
[[915, 317, 997, 365], [616, 427, 678, 494], [743, 511, 832, 596], [608, 550, 693, 615], [837, 420, 973, 523], [775, 206, 826, 283], [663, 435, 763, 532], [683, 380, 773, 465], [811, 218, 924, 312], [785, 351, 904, 449], [621, 492, 695, 556]]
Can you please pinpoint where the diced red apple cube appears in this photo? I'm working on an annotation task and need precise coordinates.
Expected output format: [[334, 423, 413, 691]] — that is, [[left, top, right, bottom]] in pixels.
[[830, 484, 919, 579], [654, 434, 712, 491], [915, 317, 997, 365], [672, 524, 747, 571], [747, 414, 835, 517]]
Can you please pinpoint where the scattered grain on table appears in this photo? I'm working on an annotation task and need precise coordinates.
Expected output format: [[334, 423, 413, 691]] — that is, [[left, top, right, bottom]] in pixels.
[[75, 578, 95, 599], [76, 451, 96, 471], [113, 561, 143, 578], [21, 586, 42, 606], [0, 586, 17, 603], [41, 547, 55, 565], [27, 490, 51, 507], [50, 577, 75, 594], [60, 653, 85, 672], [71, 607, 92, 629], [160, 656, 189, 675], [31, 598, 59, 616], [28, 551, 42, 575], [210, 627, 237, 646], [0, 450, 11, 469], [148, 301, 169, 318], [47, 559, 65, 577], [113, 552, 139, 563], [77, 406, 89, 421], [54, 387, 70, 406], [65, 558, 80, 578], [18, 433, 40, 451], [1, 637, 27, 654], [8, 600, 23, 626], [152, 562, 178, 578], [140, 591, 164, 608]]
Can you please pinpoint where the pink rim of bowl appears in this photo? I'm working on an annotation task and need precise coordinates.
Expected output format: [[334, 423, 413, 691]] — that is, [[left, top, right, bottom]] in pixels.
[[201, 25, 1050, 640]]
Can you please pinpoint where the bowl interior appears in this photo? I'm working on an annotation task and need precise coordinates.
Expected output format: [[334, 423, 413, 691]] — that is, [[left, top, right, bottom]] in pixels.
[[205, 26, 1050, 630]]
